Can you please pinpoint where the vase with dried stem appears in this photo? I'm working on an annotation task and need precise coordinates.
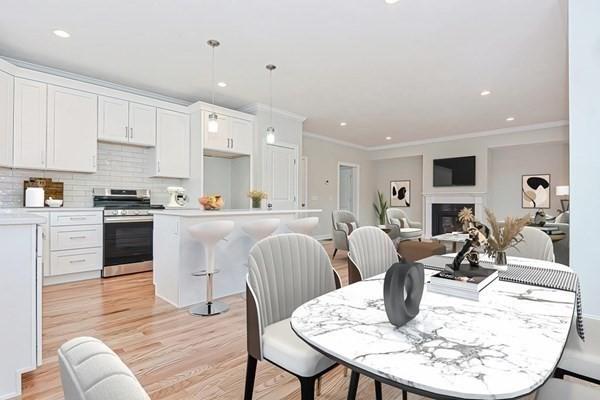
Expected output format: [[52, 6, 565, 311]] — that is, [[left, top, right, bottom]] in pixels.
[[484, 208, 531, 269], [248, 190, 268, 209]]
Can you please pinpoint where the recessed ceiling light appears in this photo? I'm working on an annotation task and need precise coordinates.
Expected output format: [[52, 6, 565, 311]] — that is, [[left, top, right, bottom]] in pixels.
[[480, 90, 491, 96], [53, 30, 70, 38], [217, 82, 227, 88], [385, 0, 400, 4], [385, 136, 392, 140], [506, 116, 515, 122], [340, 122, 347, 127]]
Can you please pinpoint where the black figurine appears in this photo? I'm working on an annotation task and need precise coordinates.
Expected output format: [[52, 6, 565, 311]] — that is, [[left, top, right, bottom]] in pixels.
[[446, 221, 490, 272]]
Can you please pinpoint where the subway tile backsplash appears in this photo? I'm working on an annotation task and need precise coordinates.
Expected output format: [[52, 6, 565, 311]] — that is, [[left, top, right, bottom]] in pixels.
[[0, 142, 183, 208]]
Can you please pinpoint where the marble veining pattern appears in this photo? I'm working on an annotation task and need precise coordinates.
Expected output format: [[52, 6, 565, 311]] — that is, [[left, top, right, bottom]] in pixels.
[[291, 270, 574, 399]]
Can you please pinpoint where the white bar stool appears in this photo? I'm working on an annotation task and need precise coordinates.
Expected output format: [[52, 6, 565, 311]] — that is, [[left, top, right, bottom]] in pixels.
[[241, 218, 281, 242], [286, 217, 319, 235], [188, 220, 235, 316]]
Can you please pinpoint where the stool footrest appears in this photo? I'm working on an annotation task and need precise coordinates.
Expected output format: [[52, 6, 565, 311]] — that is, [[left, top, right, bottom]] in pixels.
[[189, 301, 229, 316], [192, 269, 220, 277]]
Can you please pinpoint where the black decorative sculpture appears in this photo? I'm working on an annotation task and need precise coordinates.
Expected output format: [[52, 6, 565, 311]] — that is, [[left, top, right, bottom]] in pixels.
[[383, 261, 425, 327], [447, 221, 490, 272]]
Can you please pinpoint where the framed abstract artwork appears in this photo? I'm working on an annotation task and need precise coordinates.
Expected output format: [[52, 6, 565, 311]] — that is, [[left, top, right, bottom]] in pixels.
[[390, 180, 410, 207], [522, 174, 551, 209]]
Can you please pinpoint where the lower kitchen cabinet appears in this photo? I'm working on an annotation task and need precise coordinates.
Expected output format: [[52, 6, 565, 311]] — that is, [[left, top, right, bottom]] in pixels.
[[50, 248, 102, 275]]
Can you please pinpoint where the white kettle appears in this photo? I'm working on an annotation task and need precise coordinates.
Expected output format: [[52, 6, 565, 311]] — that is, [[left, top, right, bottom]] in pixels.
[[25, 187, 45, 208]]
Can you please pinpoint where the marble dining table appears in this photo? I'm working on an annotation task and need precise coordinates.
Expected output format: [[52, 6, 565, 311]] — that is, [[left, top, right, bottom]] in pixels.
[[290, 258, 576, 400]]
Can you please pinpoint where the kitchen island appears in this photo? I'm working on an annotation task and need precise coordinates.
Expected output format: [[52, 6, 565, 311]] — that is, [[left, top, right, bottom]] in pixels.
[[152, 208, 322, 308]]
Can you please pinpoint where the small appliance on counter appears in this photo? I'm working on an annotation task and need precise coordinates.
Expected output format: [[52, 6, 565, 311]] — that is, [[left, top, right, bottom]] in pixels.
[[25, 187, 45, 208], [167, 186, 188, 207], [93, 188, 164, 277]]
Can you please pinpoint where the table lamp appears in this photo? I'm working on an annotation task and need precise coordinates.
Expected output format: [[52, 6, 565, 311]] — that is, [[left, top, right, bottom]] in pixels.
[[555, 185, 569, 212]]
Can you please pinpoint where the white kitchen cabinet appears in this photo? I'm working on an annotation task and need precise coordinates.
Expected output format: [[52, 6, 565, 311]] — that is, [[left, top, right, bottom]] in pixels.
[[98, 96, 129, 143], [98, 96, 156, 147], [202, 110, 252, 155], [13, 78, 47, 169], [129, 102, 156, 146], [47, 85, 98, 172], [50, 247, 102, 275], [153, 108, 190, 178], [0, 70, 13, 167], [231, 117, 253, 155]]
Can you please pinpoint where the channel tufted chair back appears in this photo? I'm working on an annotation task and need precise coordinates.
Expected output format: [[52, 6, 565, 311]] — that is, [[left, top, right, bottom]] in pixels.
[[506, 226, 555, 262], [247, 233, 338, 332], [348, 226, 399, 283]]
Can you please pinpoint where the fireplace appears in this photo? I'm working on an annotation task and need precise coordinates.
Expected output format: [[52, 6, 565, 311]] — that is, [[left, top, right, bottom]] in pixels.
[[431, 203, 475, 236]]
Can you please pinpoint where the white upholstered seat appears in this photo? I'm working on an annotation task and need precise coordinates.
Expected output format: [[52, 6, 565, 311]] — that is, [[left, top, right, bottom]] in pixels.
[[506, 226, 555, 262], [536, 378, 599, 399], [242, 218, 280, 241], [286, 217, 319, 235], [348, 226, 398, 282], [386, 208, 423, 240], [58, 337, 149, 400], [263, 318, 335, 377]]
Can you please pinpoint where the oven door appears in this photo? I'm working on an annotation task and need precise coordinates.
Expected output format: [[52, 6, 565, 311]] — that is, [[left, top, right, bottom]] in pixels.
[[103, 216, 153, 277]]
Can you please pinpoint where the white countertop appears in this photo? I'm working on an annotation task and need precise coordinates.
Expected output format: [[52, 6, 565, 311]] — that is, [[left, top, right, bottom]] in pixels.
[[151, 208, 322, 217], [0, 213, 46, 225], [1, 207, 102, 212]]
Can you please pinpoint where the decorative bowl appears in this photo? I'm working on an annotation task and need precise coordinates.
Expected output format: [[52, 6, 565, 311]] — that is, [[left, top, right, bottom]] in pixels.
[[199, 195, 224, 211], [45, 198, 63, 208]]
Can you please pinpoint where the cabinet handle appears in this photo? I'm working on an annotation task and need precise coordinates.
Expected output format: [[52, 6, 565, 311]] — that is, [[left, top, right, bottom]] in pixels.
[[157, 160, 161, 173], [40, 150, 45, 165], [69, 236, 87, 240], [69, 259, 87, 263], [130, 127, 133, 139], [125, 126, 129, 139], [69, 217, 86, 221], [231, 138, 234, 148]]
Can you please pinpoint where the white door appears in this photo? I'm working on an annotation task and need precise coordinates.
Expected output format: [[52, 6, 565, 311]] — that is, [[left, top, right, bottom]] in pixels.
[[98, 96, 129, 143], [156, 109, 190, 178], [0, 70, 13, 167], [230, 118, 252, 155], [129, 102, 156, 146], [265, 144, 297, 209], [46, 85, 98, 172], [13, 78, 47, 169], [338, 164, 359, 217]]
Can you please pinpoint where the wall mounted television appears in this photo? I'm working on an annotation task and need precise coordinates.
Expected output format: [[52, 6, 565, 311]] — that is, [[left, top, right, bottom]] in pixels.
[[433, 156, 476, 187]]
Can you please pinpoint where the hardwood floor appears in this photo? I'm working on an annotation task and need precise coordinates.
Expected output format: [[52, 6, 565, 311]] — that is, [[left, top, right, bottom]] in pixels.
[[22, 241, 535, 400]]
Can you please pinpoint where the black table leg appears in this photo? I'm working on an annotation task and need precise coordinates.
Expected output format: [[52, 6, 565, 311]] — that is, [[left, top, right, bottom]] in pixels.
[[375, 380, 382, 400], [347, 371, 360, 400]]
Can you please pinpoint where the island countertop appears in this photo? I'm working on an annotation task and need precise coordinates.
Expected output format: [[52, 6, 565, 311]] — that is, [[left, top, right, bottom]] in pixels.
[[151, 208, 322, 217]]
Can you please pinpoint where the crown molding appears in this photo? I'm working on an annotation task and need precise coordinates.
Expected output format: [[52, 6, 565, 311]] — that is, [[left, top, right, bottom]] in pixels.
[[1, 56, 192, 106], [239, 103, 306, 122], [303, 131, 369, 151]]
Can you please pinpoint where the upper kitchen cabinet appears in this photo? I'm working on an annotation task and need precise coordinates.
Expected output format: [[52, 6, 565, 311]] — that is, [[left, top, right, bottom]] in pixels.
[[0, 70, 13, 167], [98, 96, 156, 147], [152, 108, 190, 178], [46, 85, 98, 172], [13, 78, 47, 170], [202, 110, 252, 155]]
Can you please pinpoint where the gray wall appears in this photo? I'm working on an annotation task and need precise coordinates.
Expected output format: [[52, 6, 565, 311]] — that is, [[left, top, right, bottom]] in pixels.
[[488, 142, 569, 219], [373, 156, 423, 222], [0, 142, 182, 207]]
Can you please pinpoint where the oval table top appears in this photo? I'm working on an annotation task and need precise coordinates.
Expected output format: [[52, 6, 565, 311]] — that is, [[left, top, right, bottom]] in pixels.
[[291, 259, 575, 400]]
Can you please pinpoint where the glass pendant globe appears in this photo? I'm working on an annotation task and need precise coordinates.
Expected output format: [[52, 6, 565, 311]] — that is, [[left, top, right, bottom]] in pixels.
[[266, 127, 275, 144], [208, 113, 219, 133]]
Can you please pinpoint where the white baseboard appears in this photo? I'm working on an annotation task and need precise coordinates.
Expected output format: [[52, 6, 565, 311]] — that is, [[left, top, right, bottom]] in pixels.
[[43, 270, 101, 286]]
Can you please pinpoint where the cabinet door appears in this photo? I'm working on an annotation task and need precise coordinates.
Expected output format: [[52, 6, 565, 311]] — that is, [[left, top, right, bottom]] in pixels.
[[0, 70, 13, 167], [47, 85, 98, 172], [129, 102, 156, 146], [231, 118, 253, 155], [13, 78, 47, 169], [98, 96, 129, 143], [202, 111, 230, 152], [156, 109, 190, 178]]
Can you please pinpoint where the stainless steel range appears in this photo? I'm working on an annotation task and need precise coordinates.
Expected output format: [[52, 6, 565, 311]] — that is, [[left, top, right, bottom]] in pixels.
[[93, 188, 164, 277]]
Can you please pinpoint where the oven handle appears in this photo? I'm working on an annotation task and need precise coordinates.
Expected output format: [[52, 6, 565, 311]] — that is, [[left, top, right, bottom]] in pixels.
[[104, 216, 154, 224]]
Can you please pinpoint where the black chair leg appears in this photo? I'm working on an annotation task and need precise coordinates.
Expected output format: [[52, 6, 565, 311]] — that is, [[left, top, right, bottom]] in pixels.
[[347, 371, 360, 400], [244, 355, 257, 400], [554, 368, 565, 379], [375, 380, 382, 400], [332, 248, 338, 260], [299, 376, 316, 400], [402, 389, 407, 400]]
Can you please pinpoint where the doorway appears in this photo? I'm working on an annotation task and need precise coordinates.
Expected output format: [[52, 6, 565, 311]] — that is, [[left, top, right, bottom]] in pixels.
[[265, 143, 298, 209], [337, 162, 360, 218]]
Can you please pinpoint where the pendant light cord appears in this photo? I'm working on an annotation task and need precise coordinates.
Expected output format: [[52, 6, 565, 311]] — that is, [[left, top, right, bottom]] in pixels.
[[269, 68, 273, 126], [211, 45, 215, 107]]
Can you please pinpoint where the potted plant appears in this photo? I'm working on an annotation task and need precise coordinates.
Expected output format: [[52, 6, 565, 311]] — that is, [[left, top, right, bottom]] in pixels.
[[457, 207, 475, 232], [484, 208, 531, 267], [248, 190, 268, 209], [373, 190, 388, 225]]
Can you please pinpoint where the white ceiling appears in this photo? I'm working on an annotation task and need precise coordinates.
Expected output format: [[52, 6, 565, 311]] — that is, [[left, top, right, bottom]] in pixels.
[[0, 0, 568, 147]]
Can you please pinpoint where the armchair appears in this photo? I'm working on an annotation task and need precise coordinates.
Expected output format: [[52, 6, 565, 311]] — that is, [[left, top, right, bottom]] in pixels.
[[386, 208, 423, 241], [331, 210, 359, 259]]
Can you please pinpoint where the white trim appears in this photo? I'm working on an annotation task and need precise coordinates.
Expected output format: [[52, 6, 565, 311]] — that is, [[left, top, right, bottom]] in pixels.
[[239, 103, 306, 122], [2, 56, 191, 106], [337, 162, 361, 220], [300, 156, 308, 208], [188, 99, 255, 121], [303, 131, 369, 151]]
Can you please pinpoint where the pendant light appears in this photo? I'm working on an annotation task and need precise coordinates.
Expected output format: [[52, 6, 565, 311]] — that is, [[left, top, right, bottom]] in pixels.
[[207, 39, 220, 133], [265, 64, 276, 144]]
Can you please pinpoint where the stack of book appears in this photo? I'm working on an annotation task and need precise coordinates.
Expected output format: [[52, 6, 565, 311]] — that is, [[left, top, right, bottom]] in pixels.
[[428, 264, 498, 301]]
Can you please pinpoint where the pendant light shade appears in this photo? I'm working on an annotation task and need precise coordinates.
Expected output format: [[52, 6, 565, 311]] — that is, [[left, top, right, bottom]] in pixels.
[[207, 39, 220, 133], [265, 64, 277, 144]]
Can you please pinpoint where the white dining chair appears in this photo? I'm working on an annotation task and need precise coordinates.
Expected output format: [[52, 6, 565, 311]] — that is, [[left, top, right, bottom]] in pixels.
[[244, 234, 341, 400], [58, 337, 150, 400], [348, 226, 399, 284], [506, 226, 555, 262], [536, 377, 599, 399]]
